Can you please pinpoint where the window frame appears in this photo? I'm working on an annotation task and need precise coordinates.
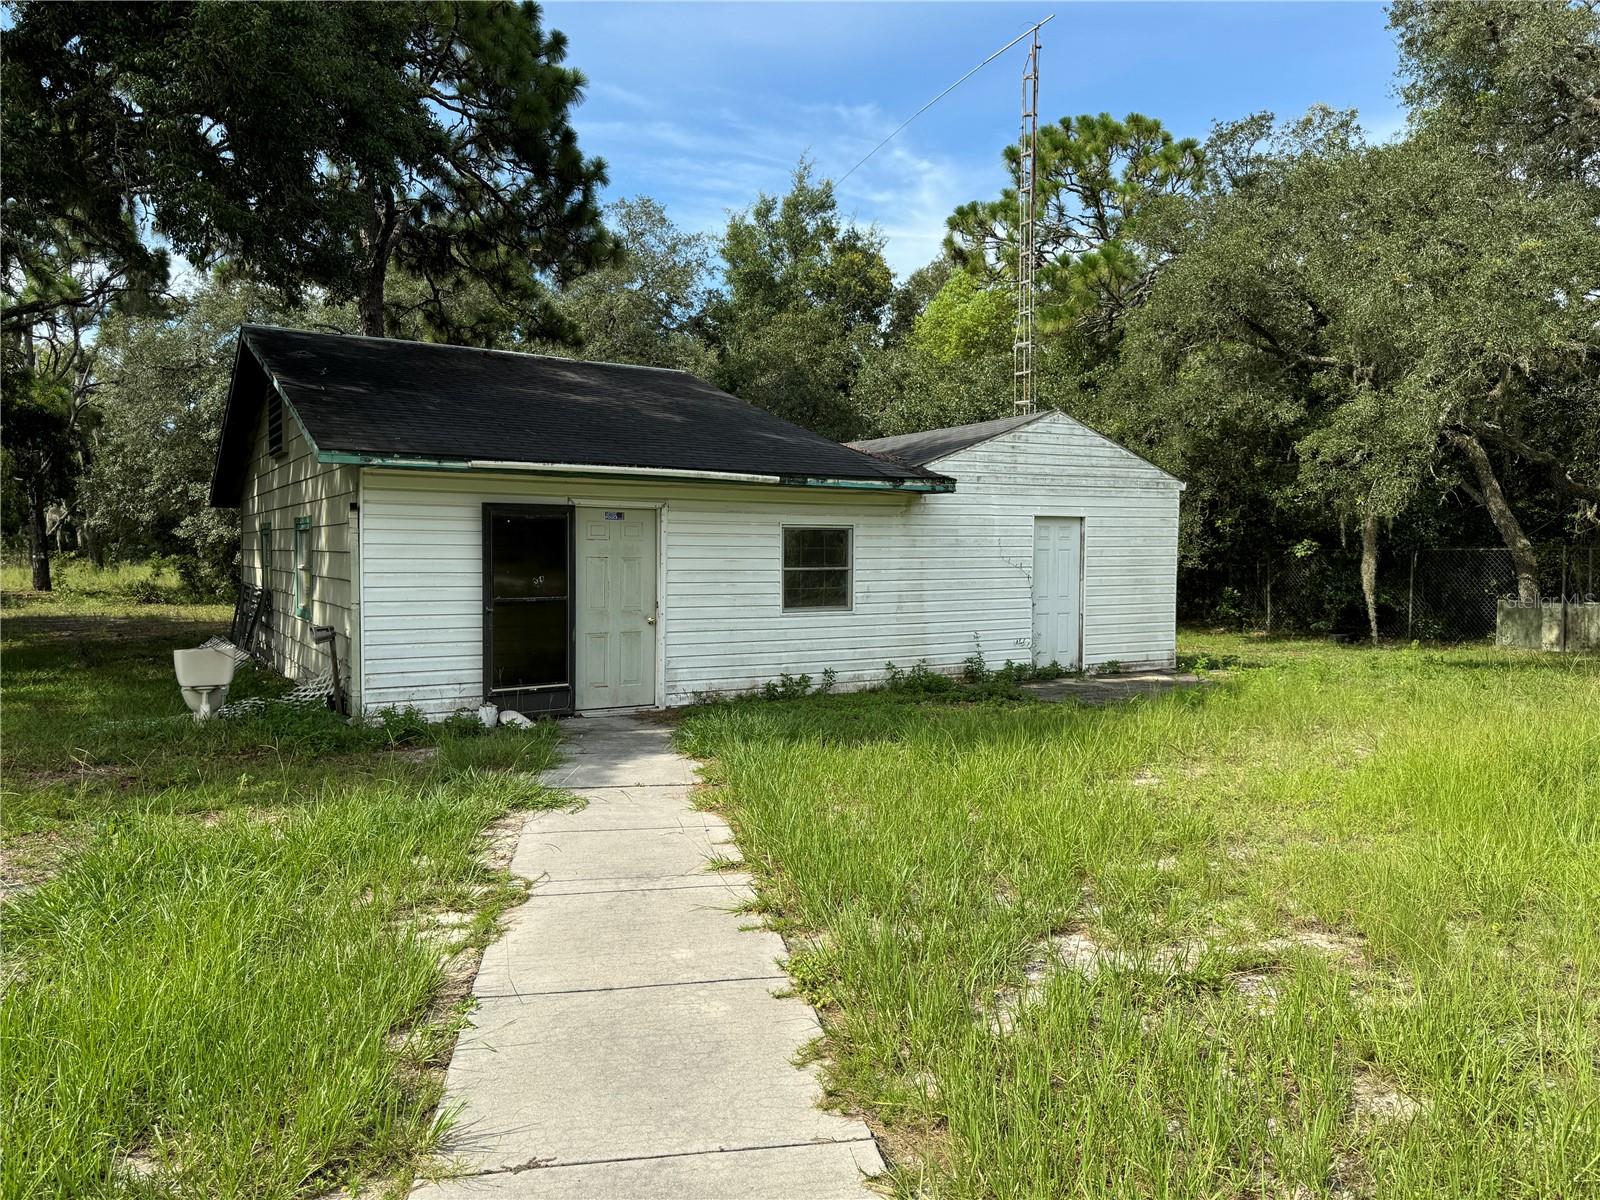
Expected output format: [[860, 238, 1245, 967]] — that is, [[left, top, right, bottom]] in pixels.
[[258, 521, 273, 590], [293, 516, 312, 618], [780, 524, 854, 613]]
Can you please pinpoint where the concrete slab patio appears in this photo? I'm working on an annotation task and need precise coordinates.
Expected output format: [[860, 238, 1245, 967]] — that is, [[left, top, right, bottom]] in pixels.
[[1023, 669, 1204, 705], [414, 715, 884, 1200]]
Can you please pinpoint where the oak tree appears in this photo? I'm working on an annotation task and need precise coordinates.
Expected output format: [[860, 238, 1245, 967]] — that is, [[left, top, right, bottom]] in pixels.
[[2, 1, 616, 341]]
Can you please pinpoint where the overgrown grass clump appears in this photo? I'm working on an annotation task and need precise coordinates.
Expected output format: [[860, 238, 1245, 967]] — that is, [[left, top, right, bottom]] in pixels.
[[2, 603, 564, 1198], [678, 636, 1600, 1198]]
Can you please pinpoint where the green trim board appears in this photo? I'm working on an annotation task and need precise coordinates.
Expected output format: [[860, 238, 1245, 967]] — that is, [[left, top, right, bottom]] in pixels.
[[780, 475, 955, 494], [314, 451, 954, 493], [271, 372, 323, 460], [317, 451, 473, 470]]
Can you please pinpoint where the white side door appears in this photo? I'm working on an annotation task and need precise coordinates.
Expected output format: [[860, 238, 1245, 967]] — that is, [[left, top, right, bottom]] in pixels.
[[1032, 516, 1083, 668], [575, 507, 659, 709]]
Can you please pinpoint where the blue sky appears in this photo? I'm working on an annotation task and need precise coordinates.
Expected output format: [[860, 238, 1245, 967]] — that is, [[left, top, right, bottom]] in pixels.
[[544, 1, 1406, 277]]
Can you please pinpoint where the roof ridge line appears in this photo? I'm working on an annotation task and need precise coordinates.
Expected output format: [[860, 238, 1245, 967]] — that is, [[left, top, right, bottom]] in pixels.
[[239, 323, 696, 378]]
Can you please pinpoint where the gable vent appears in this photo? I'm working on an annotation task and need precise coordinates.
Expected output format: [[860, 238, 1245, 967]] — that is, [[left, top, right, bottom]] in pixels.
[[267, 393, 285, 458]]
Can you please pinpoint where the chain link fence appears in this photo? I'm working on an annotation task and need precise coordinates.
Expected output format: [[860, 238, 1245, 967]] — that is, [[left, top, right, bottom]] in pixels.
[[1209, 540, 1600, 642]]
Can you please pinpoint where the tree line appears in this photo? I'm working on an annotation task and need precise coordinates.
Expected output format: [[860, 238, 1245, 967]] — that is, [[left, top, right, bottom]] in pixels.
[[4, 0, 1597, 635]]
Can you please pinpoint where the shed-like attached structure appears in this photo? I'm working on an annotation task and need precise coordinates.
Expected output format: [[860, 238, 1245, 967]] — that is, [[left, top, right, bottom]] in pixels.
[[211, 326, 1183, 717]]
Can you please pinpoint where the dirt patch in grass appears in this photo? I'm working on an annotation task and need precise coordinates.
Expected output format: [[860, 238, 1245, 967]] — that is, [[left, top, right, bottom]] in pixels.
[[859, 1111, 953, 1196], [1262, 925, 1368, 964], [12, 762, 137, 790], [1351, 1067, 1425, 1124], [987, 919, 1374, 1032], [639, 705, 690, 726], [1, 824, 88, 903], [1, 612, 226, 642], [479, 809, 530, 869], [1228, 969, 1282, 1015]]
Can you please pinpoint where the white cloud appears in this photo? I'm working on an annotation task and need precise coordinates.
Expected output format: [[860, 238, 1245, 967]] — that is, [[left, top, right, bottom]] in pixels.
[[576, 88, 1001, 278]]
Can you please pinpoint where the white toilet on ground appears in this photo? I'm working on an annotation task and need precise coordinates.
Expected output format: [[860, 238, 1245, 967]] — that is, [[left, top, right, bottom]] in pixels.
[[173, 648, 238, 721]]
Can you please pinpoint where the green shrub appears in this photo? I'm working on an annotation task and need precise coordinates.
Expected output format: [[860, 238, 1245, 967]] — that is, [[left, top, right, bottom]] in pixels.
[[993, 659, 1072, 684], [434, 710, 489, 740], [881, 660, 956, 695], [373, 706, 432, 746], [1210, 584, 1247, 629], [761, 673, 814, 701], [961, 639, 990, 683]]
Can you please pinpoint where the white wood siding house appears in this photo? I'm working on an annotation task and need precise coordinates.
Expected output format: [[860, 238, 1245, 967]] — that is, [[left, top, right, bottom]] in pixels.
[[234, 382, 358, 683], [211, 327, 1182, 719]]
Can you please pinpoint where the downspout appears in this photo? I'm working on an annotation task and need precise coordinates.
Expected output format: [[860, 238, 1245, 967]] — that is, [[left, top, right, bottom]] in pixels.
[[347, 474, 364, 718]]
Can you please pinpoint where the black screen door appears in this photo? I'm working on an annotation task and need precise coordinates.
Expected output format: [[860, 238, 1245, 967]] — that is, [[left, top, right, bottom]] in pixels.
[[483, 504, 574, 714]]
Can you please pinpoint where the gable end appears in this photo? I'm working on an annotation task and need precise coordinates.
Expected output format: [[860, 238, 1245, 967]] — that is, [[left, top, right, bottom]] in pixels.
[[928, 410, 1183, 487]]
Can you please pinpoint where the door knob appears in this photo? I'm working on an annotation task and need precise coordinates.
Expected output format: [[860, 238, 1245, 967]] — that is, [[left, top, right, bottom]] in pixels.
[[646, 615, 656, 625]]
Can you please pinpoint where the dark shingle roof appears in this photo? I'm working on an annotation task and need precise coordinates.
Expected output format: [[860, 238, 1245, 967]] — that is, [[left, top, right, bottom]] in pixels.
[[850, 412, 1047, 467], [210, 326, 950, 504]]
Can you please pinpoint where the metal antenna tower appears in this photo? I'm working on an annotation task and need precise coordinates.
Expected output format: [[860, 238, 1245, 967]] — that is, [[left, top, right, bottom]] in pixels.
[[1014, 22, 1042, 414]]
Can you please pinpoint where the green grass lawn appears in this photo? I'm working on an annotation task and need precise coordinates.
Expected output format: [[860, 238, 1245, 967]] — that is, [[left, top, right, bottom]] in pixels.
[[678, 636, 1600, 1199], [2, 599, 564, 1199], [1, 557, 202, 616]]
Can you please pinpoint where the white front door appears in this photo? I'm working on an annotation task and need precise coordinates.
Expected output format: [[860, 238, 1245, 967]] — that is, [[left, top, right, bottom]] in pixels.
[[1032, 516, 1083, 668], [575, 507, 658, 709]]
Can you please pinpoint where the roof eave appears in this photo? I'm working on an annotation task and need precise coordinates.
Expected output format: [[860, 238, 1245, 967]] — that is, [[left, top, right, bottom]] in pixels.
[[208, 336, 249, 506], [210, 333, 326, 506]]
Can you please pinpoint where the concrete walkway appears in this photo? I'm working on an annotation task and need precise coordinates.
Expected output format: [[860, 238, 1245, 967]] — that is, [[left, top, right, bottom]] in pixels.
[[415, 715, 884, 1199]]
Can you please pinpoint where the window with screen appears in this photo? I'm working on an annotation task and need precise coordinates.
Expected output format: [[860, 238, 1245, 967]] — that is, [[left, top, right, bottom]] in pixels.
[[487, 508, 571, 694], [782, 527, 852, 611]]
